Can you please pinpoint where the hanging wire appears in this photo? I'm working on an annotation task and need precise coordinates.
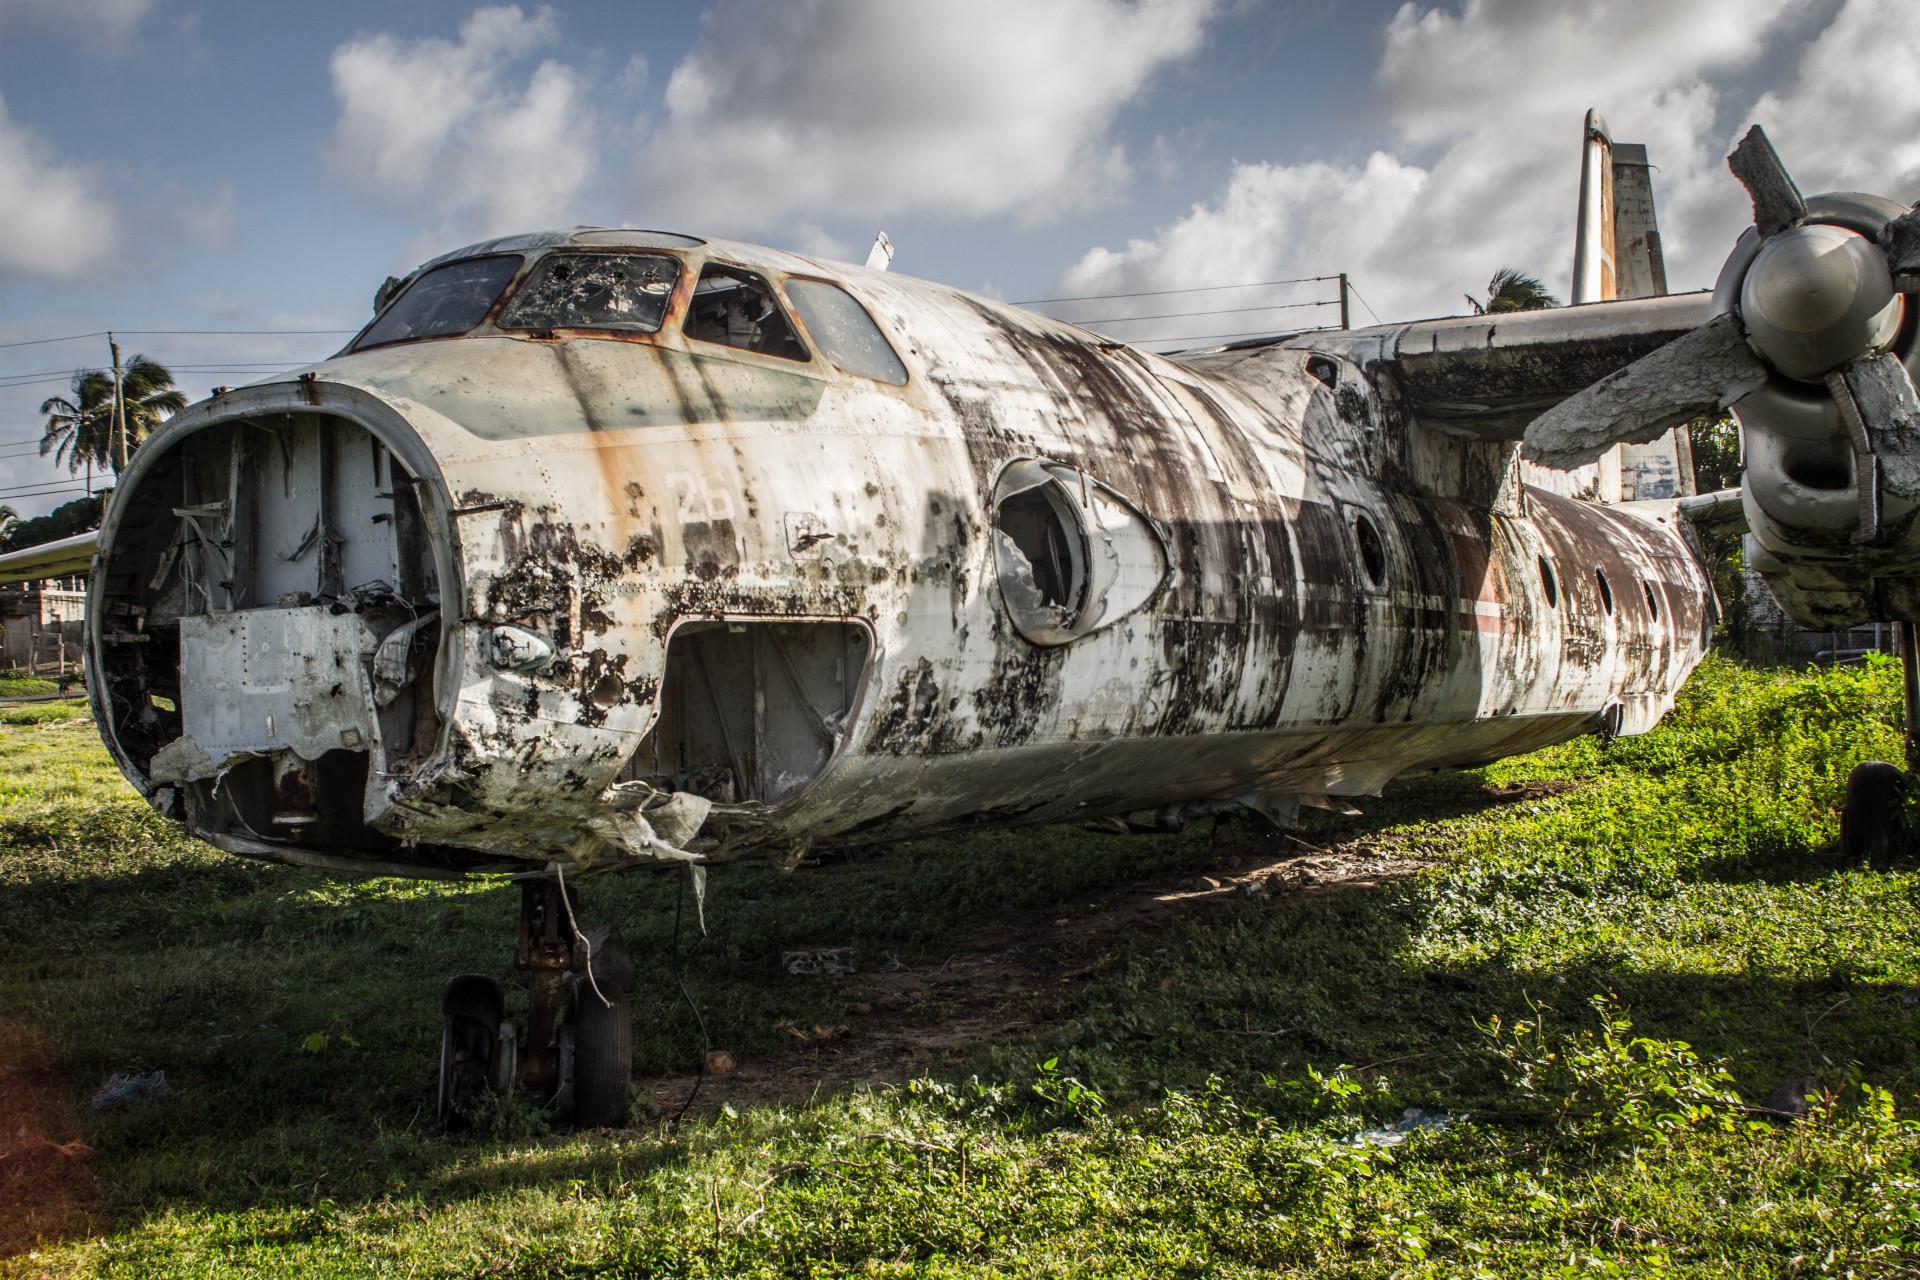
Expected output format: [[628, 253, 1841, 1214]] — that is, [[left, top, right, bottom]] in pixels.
[[666, 874, 711, 1132]]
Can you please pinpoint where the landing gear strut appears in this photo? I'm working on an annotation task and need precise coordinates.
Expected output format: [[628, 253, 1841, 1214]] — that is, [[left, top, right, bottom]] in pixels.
[[434, 875, 634, 1130], [1839, 621, 1918, 865]]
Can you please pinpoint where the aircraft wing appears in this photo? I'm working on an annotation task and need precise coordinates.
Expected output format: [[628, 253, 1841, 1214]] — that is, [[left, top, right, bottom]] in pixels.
[[1283, 291, 1711, 440], [0, 530, 99, 586]]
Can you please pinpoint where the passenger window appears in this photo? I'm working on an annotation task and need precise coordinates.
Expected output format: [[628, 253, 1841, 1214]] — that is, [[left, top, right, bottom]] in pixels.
[[352, 255, 522, 350], [683, 265, 808, 361], [498, 252, 679, 333], [785, 279, 908, 384]]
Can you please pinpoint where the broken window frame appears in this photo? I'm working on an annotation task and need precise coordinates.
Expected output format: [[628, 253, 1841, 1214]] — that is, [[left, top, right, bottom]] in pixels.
[[350, 255, 525, 352], [782, 277, 910, 386], [991, 459, 1172, 647], [495, 250, 684, 337], [682, 262, 811, 363]]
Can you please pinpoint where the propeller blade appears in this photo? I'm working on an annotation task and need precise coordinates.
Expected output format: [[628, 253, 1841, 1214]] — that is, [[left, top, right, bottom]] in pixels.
[[1880, 204, 1920, 293], [1828, 351, 1920, 541], [1522, 313, 1769, 470], [1728, 125, 1808, 239]]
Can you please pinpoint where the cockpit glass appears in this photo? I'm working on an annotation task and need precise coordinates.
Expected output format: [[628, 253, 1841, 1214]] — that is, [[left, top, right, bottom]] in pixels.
[[785, 279, 908, 384], [352, 255, 523, 350], [498, 252, 681, 333]]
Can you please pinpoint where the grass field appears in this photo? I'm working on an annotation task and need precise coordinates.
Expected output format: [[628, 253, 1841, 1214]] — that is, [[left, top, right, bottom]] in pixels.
[[3, 658, 1919, 1276]]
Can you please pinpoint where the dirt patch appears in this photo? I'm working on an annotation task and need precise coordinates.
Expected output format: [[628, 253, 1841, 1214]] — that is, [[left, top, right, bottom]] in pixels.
[[646, 828, 1435, 1116], [0, 1021, 96, 1257]]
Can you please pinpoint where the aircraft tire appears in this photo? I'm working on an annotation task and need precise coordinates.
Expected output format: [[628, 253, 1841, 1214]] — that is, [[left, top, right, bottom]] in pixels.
[[571, 991, 633, 1128], [437, 974, 505, 1130], [568, 925, 635, 1128], [1840, 760, 1908, 866]]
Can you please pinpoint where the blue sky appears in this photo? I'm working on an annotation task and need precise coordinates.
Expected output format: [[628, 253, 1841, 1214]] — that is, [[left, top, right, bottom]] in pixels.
[[0, 0, 1908, 514]]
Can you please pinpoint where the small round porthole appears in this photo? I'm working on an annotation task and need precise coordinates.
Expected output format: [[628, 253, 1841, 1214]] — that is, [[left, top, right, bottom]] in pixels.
[[1595, 568, 1614, 615], [1642, 579, 1661, 621], [1537, 555, 1558, 608], [1355, 514, 1386, 587]]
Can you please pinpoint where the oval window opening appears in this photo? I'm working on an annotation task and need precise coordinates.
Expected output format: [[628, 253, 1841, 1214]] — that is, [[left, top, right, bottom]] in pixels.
[[1537, 555, 1559, 608], [1595, 568, 1614, 615], [1355, 514, 1386, 587], [1642, 579, 1661, 621], [991, 460, 1170, 646]]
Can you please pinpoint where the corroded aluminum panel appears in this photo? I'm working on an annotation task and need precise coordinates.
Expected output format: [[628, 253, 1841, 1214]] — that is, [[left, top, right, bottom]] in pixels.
[[177, 609, 381, 764]]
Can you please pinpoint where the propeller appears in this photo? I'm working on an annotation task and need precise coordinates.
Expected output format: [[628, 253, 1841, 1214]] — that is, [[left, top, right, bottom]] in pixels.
[[1524, 125, 1920, 542]]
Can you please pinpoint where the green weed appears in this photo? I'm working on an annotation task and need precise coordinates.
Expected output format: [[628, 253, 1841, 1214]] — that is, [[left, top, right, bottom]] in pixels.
[[4, 655, 1920, 1276]]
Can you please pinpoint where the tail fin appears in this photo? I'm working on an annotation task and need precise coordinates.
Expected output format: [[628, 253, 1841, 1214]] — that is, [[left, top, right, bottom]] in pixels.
[[1570, 112, 1669, 303], [1557, 109, 1694, 497]]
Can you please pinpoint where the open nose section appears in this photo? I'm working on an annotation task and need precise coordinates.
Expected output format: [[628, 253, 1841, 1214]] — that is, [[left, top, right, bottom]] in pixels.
[[92, 407, 468, 871]]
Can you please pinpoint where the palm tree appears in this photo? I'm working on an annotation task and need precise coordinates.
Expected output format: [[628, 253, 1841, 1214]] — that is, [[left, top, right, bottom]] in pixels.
[[38, 355, 185, 476], [1466, 268, 1561, 315]]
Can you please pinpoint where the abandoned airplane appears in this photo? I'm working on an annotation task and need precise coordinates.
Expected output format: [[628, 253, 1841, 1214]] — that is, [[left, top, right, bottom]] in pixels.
[[7, 118, 1918, 1125]]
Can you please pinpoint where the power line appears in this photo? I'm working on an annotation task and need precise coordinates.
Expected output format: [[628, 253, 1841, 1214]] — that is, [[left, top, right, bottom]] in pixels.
[[1130, 324, 1340, 347], [0, 479, 95, 500], [1017, 274, 1340, 307], [1075, 298, 1335, 326], [0, 327, 353, 350], [123, 328, 354, 336], [0, 331, 106, 350], [0, 360, 314, 383]]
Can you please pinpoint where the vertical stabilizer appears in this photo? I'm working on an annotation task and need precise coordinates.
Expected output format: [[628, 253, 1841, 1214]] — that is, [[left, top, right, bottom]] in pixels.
[[1609, 143, 1667, 301], [1546, 111, 1694, 499]]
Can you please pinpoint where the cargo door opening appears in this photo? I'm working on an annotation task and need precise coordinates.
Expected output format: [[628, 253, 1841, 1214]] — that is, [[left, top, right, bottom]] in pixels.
[[622, 621, 870, 806]]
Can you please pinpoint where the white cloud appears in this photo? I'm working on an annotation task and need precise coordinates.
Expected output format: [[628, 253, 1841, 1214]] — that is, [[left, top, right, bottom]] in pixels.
[[1748, 0, 1920, 200], [637, 0, 1220, 236], [0, 0, 153, 51], [1058, 0, 1820, 332], [326, 5, 599, 248], [0, 93, 119, 282]]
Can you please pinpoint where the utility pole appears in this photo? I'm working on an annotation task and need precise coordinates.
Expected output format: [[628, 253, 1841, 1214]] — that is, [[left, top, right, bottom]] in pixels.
[[1338, 273, 1351, 330], [108, 332, 128, 473]]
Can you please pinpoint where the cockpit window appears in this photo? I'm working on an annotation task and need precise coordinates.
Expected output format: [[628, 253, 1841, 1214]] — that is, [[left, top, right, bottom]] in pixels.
[[785, 279, 908, 384], [497, 252, 681, 333], [683, 264, 808, 361], [352, 255, 522, 350]]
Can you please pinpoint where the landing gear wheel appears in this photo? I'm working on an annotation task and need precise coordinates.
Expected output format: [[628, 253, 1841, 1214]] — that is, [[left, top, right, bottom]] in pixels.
[[436, 975, 505, 1130], [569, 925, 635, 1128], [1841, 760, 1908, 866]]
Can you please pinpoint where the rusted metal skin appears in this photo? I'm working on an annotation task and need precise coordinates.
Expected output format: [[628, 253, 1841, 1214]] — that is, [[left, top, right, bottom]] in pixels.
[[86, 230, 1713, 877]]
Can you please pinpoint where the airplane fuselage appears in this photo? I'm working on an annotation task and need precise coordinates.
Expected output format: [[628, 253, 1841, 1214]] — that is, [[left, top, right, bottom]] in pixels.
[[87, 230, 1712, 877]]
